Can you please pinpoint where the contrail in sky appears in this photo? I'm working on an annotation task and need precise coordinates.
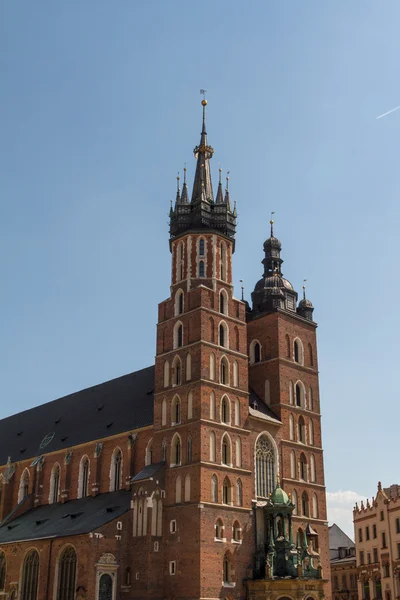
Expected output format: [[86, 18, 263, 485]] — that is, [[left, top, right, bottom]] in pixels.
[[376, 105, 400, 119]]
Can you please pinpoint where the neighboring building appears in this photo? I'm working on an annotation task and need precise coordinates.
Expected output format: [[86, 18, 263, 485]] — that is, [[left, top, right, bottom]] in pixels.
[[354, 482, 400, 600], [0, 100, 330, 600], [330, 523, 358, 600]]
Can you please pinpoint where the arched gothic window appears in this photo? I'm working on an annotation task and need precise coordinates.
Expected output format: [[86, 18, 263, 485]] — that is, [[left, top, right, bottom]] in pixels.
[[296, 382, 305, 407], [220, 242, 227, 281], [145, 439, 153, 466], [175, 289, 184, 316], [254, 342, 261, 363], [50, 463, 60, 504], [210, 391, 216, 419], [215, 518, 224, 539], [233, 361, 239, 387], [221, 396, 230, 424], [292, 489, 298, 515], [18, 469, 30, 503], [219, 322, 228, 347], [20, 550, 39, 600], [171, 434, 181, 466], [255, 435, 276, 498], [298, 416, 306, 443], [111, 448, 122, 491], [175, 475, 182, 503], [234, 397, 240, 425], [235, 438, 242, 468], [233, 520, 241, 541], [177, 324, 183, 347], [185, 353, 191, 381], [219, 290, 226, 314], [308, 343, 314, 367], [199, 260, 205, 277], [187, 391, 193, 419], [302, 491, 309, 517], [171, 396, 181, 425], [221, 434, 232, 466], [161, 398, 167, 426], [211, 475, 218, 503], [184, 473, 191, 502], [309, 420, 314, 445], [162, 438, 167, 462], [78, 456, 90, 498], [220, 356, 229, 385], [222, 477, 232, 504], [0, 552, 5, 591], [163, 361, 169, 388], [98, 574, 113, 600], [300, 453, 308, 481], [312, 493, 318, 518], [290, 450, 296, 479], [236, 479, 243, 506], [210, 353, 216, 380], [187, 435, 192, 462], [56, 547, 77, 600], [223, 553, 231, 584], [199, 238, 205, 256], [124, 567, 131, 586], [285, 334, 290, 358], [310, 454, 316, 482], [210, 432, 216, 462], [308, 387, 313, 411], [289, 414, 294, 440], [172, 356, 182, 386]]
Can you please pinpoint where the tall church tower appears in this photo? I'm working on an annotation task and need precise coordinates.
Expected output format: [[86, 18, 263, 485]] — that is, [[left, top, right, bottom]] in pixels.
[[150, 100, 330, 600]]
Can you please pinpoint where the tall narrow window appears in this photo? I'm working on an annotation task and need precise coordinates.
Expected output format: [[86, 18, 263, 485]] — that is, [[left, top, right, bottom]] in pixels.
[[233, 361, 239, 388], [220, 242, 227, 281], [199, 260, 205, 277], [50, 464, 60, 504], [112, 449, 122, 491], [296, 383, 302, 407], [177, 324, 183, 347], [308, 387, 313, 411], [20, 550, 39, 600], [294, 339, 304, 365], [309, 419, 314, 445], [175, 289, 184, 316], [0, 552, 5, 591], [290, 450, 296, 479], [220, 357, 229, 385], [145, 440, 153, 466], [98, 574, 113, 600], [172, 356, 182, 386], [78, 456, 90, 498], [56, 547, 77, 600], [210, 353, 216, 380], [163, 361, 170, 388], [308, 343, 314, 367], [289, 414, 294, 440], [184, 474, 191, 502], [235, 438, 242, 467], [199, 238, 205, 256], [221, 396, 229, 424], [236, 479, 243, 506], [223, 553, 231, 583], [292, 490, 298, 515], [254, 342, 261, 363], [185, 353, 192, 381], [312, 494, 318, 518], [211, 475, 218, 502], [187, 435, 192, 462], [18, 469, 30, 503], [172, 396, 181, 425], [171, 435, 181, 466], [310, 454, 316, 482], [219, 323, 226, 347], [175, 475, 182, 503], [162, 438, 167, 462], [187, 391, 193, 419], [223, 477, 231, 504], [234, 397, 240, 426], [298, 417, 306, 443], [300, 453, 307, 481], [161, 398, 167, 426], [302, 491, 309, 517], [221, 434, 231, 466], [210, 391, 216, 419], [210, 432, 216, 462], [255, 435, 275, 497], [219, 290, 228, 314]]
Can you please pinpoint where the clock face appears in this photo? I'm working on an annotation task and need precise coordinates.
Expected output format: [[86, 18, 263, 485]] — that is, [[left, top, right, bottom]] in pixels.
[[39, 432, 55, 450]]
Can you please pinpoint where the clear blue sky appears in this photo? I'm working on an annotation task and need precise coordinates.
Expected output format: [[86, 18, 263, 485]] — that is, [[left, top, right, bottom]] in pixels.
[[1, 1, 399, 536]]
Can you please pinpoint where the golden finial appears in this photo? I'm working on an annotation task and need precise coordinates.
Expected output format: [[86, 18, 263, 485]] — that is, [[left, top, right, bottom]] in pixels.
[[200, 89, 208, 105], [183, 166, 187, 184]]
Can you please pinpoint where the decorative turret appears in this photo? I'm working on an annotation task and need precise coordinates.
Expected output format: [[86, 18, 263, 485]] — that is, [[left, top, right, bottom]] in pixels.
[[297, 282, 314, 321], [250, 219, 298, 316], [169, 98, 236, 241]]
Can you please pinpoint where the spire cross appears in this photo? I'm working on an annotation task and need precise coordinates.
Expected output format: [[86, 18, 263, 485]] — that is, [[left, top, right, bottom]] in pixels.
[[240, 279, 244, 301]]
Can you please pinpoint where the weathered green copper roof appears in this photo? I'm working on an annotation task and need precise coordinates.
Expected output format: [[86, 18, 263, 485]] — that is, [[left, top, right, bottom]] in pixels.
[[270, 483, 290, 506]]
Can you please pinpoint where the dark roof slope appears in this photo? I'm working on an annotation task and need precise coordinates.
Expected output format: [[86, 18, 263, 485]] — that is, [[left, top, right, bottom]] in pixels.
[[0, 366, 155, 465], [329, 523, 355, 549], [131, 462, 165, 482], [0, 490, 131, 544]]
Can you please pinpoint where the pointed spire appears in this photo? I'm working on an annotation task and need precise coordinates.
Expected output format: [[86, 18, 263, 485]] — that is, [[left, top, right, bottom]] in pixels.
[[302, 279, 307, 301], [191, 96, 214, 203], [181, 166, 189, 203], [270, 211, 275, 237], [175, 174, 181, 206], [224, 173, 231, 210], [216, 167, 224, 203]]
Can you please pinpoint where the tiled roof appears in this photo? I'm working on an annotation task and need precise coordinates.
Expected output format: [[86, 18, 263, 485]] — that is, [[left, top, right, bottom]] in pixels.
[[0, 490, 131, 544], [131, 462, 165, 482], [0, 366, 155, 466]]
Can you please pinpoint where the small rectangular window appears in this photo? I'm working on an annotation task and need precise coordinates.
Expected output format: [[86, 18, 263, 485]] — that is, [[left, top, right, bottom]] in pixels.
[[396, 518, 400, 534], [359, 551, 364, 565], [373, 524, 377, 538], [170, 520, 177, 533], [367, 553, 371, 564], [373, 548, 378, 563], [169, 561, 176, 575], [397, 543, 400, 559], [380, 510, 384, 521], [384, 564, 390, 578], [359, 528, 363, 542], [366, 526, 370, 540], [382, 532, 387, 548]]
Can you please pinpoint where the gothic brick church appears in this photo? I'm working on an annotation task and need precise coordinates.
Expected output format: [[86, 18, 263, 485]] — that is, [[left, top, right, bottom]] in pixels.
[[0, 100, 330, 600]]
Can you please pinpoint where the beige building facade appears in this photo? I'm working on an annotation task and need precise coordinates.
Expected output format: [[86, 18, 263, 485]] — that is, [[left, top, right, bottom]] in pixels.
[[353, 483, 400, 600]]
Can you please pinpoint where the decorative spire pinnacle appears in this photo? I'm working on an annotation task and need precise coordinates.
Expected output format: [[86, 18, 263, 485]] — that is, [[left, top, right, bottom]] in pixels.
[[181, 166, 189, 203], [192, 93, 214, 203], [216, 167, 224, 203], [240, 279, 244, 301], [175, 173, 181, 205], [224, 172, 231, 209]]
